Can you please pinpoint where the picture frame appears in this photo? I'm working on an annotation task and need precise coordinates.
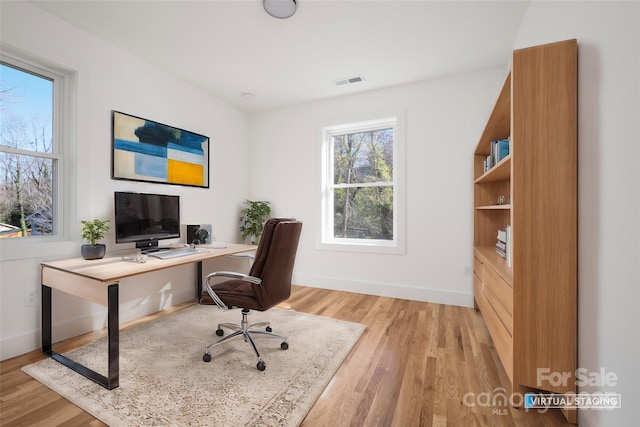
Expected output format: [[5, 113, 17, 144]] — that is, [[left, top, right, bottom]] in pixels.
[[112, 111, 210, 188]]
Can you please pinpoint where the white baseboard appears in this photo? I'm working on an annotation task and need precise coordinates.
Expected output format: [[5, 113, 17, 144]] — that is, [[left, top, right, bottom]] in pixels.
[[293, 273, 474, 308], [1, 332, 41, 362]]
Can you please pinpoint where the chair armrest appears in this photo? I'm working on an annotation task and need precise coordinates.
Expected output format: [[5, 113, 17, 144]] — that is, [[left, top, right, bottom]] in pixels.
[[205, 271, 261, 284], [230, 251, 256, 260], [203, 271, 262, 309]]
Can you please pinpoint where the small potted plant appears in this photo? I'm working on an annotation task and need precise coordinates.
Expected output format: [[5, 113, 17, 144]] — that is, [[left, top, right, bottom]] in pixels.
[[240, 200, 271, 245], [80, 219, 111, 260]]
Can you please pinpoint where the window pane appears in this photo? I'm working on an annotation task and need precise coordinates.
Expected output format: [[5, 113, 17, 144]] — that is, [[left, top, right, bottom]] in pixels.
[[0, 63, 54, 153], [333, 128, 393, 185], [333, 186, 393, 240], [0, 152, 54, 237]]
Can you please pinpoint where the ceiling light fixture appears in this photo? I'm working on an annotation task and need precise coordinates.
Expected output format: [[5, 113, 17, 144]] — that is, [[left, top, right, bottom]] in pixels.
[[264, 0, 297, 19]]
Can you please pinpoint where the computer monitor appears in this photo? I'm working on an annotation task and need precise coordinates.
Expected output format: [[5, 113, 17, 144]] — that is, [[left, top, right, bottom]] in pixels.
[[114, 191, 180, 252]]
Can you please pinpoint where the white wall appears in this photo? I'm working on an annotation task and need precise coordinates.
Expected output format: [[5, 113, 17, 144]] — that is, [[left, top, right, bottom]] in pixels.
[[0, 2, 250, 360], [248, 68, 505, 306], [514, 2, 640, 426]]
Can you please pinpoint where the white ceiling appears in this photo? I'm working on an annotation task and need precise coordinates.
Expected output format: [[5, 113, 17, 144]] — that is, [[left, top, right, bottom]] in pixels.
[[32, 0, 530, 113]]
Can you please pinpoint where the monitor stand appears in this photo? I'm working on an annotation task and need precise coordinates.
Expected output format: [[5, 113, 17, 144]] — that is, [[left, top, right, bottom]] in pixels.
[[136, 241, 171, 254]]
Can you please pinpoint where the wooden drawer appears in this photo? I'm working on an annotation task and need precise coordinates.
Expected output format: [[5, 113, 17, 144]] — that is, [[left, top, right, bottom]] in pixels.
[[479, 290, 514, 382], [473, 273, 483, 309], [483, 265, 513, 335], [473, 256, 484, 281]]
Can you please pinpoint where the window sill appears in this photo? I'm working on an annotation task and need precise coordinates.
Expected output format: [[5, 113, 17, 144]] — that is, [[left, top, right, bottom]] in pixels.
[[0, 239, 79, 262], [317, 239, 405, 255]]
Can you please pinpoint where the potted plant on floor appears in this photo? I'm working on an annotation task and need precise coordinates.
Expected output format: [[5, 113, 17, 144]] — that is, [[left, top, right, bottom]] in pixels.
[[80, 219, 110, 260], [240, 200, 271, 245]]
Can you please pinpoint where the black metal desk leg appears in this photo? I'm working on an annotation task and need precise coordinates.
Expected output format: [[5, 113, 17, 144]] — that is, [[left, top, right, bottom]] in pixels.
[[42, 284, 52, 353], [106, 283, 119, 389], [197, 261, 203, 300], [41, 282, 120, 390]]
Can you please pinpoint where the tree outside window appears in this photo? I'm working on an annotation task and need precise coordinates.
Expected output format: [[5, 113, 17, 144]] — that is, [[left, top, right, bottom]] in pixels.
[[332, 127, 394, 240], [321, 114, 404, 253], [0, 61, 57, 238]]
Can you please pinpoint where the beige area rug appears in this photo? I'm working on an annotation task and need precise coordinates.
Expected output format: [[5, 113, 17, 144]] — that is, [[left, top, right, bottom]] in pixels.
[[22, 305, 365, 426]]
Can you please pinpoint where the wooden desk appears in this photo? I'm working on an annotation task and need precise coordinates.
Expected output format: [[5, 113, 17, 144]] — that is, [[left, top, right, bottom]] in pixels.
[[40, 243, 255, 390]]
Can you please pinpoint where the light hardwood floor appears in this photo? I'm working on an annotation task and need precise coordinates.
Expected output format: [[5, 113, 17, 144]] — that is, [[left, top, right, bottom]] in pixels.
[[1, 285, 573, 426]]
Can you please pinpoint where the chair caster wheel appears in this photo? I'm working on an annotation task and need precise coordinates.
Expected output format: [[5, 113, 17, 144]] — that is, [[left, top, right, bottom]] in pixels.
[[281, 342, 289, 350], [216, 329, 224, 336], [266, 326, 272, 332], [203, 353, 211, 362], [257, 361, 266, 371]]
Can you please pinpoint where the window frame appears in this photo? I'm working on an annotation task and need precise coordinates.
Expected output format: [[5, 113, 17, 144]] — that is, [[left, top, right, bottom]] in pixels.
[[0, 48, 75, 252], [319, 109, 406, 254]]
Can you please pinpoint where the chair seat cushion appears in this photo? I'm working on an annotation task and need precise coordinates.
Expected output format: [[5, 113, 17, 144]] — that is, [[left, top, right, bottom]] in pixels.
[[200, 279, 262, 310]]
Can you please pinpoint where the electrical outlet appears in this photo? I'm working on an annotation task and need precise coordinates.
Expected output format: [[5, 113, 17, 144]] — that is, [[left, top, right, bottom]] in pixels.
[[464, 266, 472, 277], [24, 290, 38, 307]]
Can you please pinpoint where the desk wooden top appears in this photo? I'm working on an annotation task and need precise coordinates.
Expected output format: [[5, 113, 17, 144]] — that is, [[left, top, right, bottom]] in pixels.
[[41, 243, 256, 283]]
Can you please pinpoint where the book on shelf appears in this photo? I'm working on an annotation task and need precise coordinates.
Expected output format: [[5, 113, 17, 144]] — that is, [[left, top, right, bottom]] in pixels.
[[506, 224, 512, 267], [494, 139, 510, 163], [496, 225, 512, 262], [483, 138, 511, 173]]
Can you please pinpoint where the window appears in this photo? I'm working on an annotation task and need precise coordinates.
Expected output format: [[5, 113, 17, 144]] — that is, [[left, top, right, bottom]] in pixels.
[[0, 57, 65, 239], [320, 111, 405, 254]]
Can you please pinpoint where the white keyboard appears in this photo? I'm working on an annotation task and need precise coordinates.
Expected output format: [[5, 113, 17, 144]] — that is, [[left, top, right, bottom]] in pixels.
[[149, 248, 200, 259]]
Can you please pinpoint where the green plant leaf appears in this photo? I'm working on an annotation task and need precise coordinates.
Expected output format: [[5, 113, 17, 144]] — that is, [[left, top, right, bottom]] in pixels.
[[80, 219, 110, 246], [239, 200, 271, 244]]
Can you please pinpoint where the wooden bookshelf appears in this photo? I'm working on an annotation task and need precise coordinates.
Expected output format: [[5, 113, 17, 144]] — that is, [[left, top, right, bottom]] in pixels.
[[472, 39, 577, 424]]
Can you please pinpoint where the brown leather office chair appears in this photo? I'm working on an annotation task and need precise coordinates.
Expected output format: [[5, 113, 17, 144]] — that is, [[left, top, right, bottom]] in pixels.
[[200, 218, 302, 371]]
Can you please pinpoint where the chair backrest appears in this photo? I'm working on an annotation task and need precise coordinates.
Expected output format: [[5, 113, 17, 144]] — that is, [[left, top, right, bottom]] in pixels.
[[249, 218, 302, 309]]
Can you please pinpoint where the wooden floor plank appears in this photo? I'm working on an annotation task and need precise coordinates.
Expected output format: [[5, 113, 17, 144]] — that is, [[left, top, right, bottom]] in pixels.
[[0, 285, 573, 426]]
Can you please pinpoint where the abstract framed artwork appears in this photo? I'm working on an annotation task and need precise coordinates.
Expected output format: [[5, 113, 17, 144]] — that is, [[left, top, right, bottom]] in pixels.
[[112, 111, 210, 188]]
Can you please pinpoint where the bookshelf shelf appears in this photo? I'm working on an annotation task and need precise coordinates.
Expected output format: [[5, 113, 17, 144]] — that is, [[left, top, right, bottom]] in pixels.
[[472, 39, 577, 424], [475, 204, 511, 210], [474, 155, 511, 184]]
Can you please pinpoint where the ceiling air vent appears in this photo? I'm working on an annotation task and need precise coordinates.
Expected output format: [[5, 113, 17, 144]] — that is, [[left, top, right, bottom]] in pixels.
[[334, 75, 366, 86]]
